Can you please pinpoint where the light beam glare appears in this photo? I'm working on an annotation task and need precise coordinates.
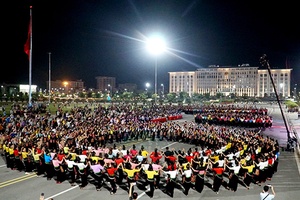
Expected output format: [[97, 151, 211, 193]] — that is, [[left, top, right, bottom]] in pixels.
[[104, 29, 203, 68], [104, 30, 144, 43], [165, 50, 202, 68], [168, 47, 204, 58]]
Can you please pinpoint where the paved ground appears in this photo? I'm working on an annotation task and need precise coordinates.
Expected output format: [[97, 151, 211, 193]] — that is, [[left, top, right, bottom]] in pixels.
[[0, 103, 300, 200]]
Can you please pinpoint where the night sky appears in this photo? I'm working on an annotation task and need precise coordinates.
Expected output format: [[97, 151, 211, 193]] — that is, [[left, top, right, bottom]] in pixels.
[[5, 0, 300, 92]]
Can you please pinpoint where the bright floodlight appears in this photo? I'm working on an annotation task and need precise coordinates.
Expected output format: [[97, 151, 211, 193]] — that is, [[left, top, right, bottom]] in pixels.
[[146, 35, 166, 55]]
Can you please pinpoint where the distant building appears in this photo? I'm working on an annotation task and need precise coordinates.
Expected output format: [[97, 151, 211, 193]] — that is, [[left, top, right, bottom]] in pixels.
[[47, 80, 85, 93], [0, 83, 37, 96], [169, 65, 292, 97], [168, 71, 195, 97], [19, 84, 38, 94], [95, 76, 116, 93], [257, 69, 292, 98]]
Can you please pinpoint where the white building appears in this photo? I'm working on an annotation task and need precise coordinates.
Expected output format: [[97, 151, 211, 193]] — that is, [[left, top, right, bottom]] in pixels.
[[257, 69, 292, 98], [19, 84, 38, 93], [169, 65, 292, 98], [169, 71, 195, 97]]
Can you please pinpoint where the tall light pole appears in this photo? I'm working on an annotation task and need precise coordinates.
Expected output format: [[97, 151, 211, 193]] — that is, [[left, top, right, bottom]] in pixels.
[[155, 57, 158, 99], [108, 84, 111, 94], [294, 84, 297, 99], [146, 34, 166, 104], [48, 52, 51, 104]]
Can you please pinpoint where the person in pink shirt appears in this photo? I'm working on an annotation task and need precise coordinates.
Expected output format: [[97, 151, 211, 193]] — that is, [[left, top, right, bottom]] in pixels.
[[104, 153, 115, 166], [93, 146, 104, 157], [152, 163, 162, 188], [52, 154, 65, 184], [103, 146, 110, 154], [127, 157, 142, 170], [89, 160, 104, 191]]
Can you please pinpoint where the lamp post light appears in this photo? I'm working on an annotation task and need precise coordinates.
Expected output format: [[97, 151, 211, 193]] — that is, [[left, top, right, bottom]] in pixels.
[[161, 83, 164, 95], [145, 82, 150, 92], [146, 34, 166, 104], [63, 81, 68, 95], [0, 85, 3, 96], [280, 83, 284, 97], [108, 84, 111, 94]]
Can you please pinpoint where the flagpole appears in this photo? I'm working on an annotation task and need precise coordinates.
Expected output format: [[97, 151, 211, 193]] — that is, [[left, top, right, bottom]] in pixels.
[[48, 52, 51, 104], [28, 6, 33, 106]]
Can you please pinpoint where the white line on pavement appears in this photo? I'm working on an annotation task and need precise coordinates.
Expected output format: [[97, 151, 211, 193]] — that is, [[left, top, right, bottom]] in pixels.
[[137, 191, 146, 199], [161, 142, 178, 149], [45, 185, 79, 200]]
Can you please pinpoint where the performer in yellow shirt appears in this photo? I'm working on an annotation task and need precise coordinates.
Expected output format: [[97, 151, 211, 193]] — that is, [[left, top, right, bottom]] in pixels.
[[241, 160, 256, 189], [143, 164, 159, 198], [121, 162, 141, 193], [141, 146, 149, 163], [21, 147, 32, 174]]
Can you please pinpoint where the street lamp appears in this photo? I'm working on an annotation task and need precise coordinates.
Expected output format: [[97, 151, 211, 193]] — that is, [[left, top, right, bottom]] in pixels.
[[146, 34, 166, 103], [294, 84, 297, 99], [145, 82, 150, 92], [63, 81, 68, 93], [0, 85, 3, 95], [280, 83, 284, 97], [108, 84, 111, 94], [161, 83, 164, 95]]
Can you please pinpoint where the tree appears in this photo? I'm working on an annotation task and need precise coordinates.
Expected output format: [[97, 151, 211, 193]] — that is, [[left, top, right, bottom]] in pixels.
[[87, 91, 93, 98], [122, 91, 133, 102], [204, 93, 210, 100], [166, 93, 176, 103], [139, 93, 147, 104], [78, 92, 85, 98], [216, 92, 223, 99]]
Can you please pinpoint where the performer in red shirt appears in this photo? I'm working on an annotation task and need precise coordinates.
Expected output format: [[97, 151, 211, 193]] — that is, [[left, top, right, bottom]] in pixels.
[[211, 162, 225, 194], [114, 153, 125, 184], [105, 163, 118, 195], [150, 148, 162, 164]]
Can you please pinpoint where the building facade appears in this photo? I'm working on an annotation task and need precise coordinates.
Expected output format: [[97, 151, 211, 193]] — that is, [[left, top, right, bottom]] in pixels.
[[47, 79, 85, 93], [168, 71, 195, 97], [257, 69, 292, 98], [169, 65, 292, 98], [95, 76, 116, 93]]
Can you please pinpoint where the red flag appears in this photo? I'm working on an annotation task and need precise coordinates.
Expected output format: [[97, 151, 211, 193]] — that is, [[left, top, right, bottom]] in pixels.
[[24, 6, 32, 58], [24, 23, 30, 58]]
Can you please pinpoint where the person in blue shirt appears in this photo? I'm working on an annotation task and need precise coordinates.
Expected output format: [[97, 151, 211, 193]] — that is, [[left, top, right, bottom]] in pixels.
[[44, 149, 53, 180]]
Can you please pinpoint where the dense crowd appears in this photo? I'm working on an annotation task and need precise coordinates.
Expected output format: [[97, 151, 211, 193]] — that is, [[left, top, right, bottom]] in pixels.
[[0, 102, 279, 197], [191, 105, 272, 128]]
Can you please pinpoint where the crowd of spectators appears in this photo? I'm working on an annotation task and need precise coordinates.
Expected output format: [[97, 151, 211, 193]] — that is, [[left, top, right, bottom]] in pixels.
[[0, 102, 279, 196]]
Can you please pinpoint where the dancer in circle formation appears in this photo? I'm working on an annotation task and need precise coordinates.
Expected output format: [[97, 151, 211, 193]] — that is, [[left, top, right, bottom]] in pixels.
[[0, 103, 279, 196]]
